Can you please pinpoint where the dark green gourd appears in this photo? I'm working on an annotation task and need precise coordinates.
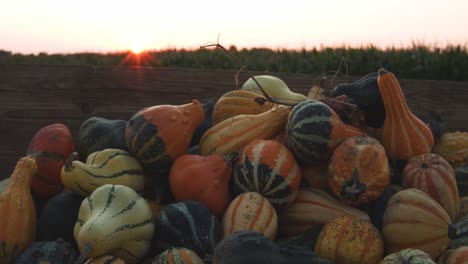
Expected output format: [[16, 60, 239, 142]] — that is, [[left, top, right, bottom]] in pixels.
[[213, 231, 332, 264], [190, 98, 216, 148], [456, 166, 468, 196], [16, 239, 79, 264], [332, 72, 385, 128], [77, 117, 128, 161], [155, 201, 220, 259]]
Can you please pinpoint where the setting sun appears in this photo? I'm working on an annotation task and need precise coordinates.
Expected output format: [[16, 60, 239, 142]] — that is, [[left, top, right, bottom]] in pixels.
[[131, 43, 144, 55]]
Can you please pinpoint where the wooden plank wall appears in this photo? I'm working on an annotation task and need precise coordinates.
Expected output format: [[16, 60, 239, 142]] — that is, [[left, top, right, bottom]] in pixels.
[[1, 64, 468, 179]]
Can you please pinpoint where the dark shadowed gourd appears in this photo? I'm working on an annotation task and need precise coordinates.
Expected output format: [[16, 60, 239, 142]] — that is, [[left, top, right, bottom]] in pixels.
[[15, 239, 79, 264], [190, 98, 216, 147]]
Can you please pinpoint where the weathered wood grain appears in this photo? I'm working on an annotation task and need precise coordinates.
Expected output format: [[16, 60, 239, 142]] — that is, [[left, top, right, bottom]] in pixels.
[[1, 64, 467, 179]]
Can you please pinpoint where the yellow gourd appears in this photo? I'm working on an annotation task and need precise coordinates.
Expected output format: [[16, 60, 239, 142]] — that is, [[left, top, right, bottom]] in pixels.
[[61, 149, 145, 197], [241, 75, 308, 105], [0, 157, 37, 264]]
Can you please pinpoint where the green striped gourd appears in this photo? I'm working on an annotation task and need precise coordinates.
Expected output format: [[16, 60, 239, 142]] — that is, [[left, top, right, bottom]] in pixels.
[[125, 100, 204, 176], [152, 248, 204, 264], [380, 248, 435, 264], [233, 139, 302, 211], [77, 117, 128, 161], [383, 188, 451, 260], [285, 100, 365, 164], [74, 184, 154, 264], [278, 188, 370, 237], [402, 153, 460, 221], [449, 215, 468, 241], [199, 105, 290, 156], [156, 201, 220, 259], [221, 192, 278, 240], [455, 166, 468, 197], [61, 149, 145, 197]]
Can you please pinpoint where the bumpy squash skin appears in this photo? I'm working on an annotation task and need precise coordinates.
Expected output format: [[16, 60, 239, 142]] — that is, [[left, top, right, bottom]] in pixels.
[[15, 239, 79, 264], [402, 153, 460, 221], [315, 215, 384, 264], [383, 188, 451, 260], [380, 248, 435, 264], [27, 123, 75, 199], [151, 248, 204, 264], [221, 192, 278, 240], [285, 100, 365, 164], [61, 149, 145, 197], [125, 100, 204, 176], [74, 184, 154, 264], [77, 117, 128, 161], [328, 136, 390, 206], [233, 140, 302, 211], [433, 132, 468, 169], [0, 157, 37, 264]]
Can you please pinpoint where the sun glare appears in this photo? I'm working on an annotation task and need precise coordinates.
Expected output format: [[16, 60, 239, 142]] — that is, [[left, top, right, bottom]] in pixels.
[[131, 44, 144, 55]]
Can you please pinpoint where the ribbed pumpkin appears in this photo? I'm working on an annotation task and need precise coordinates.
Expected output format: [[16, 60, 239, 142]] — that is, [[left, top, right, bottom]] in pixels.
[[402, 153, 460, 221], [200, 105, 290, 156], [376, 68, 434, 169], [221, 192, 278, 240], [0, 157, 37, 264], [61, 149, 145, 197], [26, 123, 75, 199], [285, 100, 365, 164], [328, 136, 390, 206], [77, 117, 128, 161], [383, 188, 451, 259], [315, 215, 384, 264], [125, 100, 204, 176], [278, 187, 370, 237], [455, 166, 468, 197], [232, 139, 302, 211], [84, 255, 126, 264], [433, 132, 468, 169], [380, 248, 435, 264], [151, 248, 204, 264], [155, 201, 220, 259], [437, 247, 468, 264], [211, 90, 276, 125]]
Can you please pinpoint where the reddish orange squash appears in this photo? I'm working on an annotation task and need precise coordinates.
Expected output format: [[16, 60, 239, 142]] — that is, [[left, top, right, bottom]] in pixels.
[[26, 123, 75, 199], [169, 152, 239, 216], [377, 69, 434, 167], [125, 100, 204, 176], [0, 157, 37, 263], [437, 247, 468, 264]]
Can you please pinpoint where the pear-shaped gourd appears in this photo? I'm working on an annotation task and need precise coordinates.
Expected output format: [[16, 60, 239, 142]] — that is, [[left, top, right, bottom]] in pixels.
[[61, 149, 145, 197], [169, 151, 239, 216], [125, 100, 205, 176], [74, 184, 154, 264], [242, 75, 308, 105]]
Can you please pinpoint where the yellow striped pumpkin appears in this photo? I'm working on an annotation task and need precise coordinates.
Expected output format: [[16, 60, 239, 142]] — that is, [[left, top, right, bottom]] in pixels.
[[315, 215, 384, 264], [278, 188, 370, 237], [383, 188, 451, 260], [199, 105, 290, 156], [233, 139, 302, 211], [221, 192, 278, 240], [211, 90, 276, 125], [376, 68, 434, 170], [151, 248, 204, 264], [61, 149, 145, 197], [402, 153, 460, 221], [0, 157, 37, 264], [437, 247, 468, 264]]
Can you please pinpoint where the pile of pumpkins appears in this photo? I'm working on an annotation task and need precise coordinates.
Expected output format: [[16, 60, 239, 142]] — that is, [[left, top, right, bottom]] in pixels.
[[2, 68, 468, 264]]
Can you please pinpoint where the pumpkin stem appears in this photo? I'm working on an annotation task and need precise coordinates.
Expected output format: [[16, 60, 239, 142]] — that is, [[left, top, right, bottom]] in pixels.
[[64, 152, 78, 172], [224, 151, 240, 168], [341, 168, 367, 201], [75, 243, 92, 264]]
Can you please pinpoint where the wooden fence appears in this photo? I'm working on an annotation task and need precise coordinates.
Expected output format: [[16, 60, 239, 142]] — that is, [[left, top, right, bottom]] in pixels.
[[1, 64, 468, 179]]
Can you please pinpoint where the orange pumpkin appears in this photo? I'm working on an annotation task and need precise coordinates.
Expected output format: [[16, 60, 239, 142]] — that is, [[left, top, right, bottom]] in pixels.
[[402, 153, 460, 221], [328, 136, 390, 205], [26, 123, 75, 199], [0, 157, 37, 263], [377, 69, 434, 172], [315, 215, 384, 264], [169, 152, 239, 216]]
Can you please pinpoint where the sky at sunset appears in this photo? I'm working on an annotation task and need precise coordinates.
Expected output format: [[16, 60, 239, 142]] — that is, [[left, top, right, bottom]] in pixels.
[[1, 0, 468, 54]]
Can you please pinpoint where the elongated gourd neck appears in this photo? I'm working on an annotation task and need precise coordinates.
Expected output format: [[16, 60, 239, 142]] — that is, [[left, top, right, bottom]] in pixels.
[[377, 68, 411, 119], [3, 157, 36, 194]]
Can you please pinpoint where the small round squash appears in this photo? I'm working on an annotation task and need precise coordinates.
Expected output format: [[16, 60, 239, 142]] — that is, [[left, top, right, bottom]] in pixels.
[[380, 248, 435, 264], [328, 136, 390, 206], [152, 247, 204, 264], [315, 215, 384, 264]]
